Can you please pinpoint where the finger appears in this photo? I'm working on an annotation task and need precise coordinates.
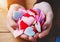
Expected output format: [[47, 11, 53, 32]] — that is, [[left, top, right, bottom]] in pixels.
[[28, 36, 36, 42], [7, 23, 14, 33], [42, 14, 53, 30], [20, 34, 36, 42], [34, 33, 39, 39], [7, 5, 18, 29], [39, 23, 52, 38], [20, 34, 28, 40], [7, 13, 18, 30]]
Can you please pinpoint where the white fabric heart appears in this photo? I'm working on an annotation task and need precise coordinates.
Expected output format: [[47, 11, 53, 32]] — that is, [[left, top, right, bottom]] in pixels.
[[35, 22, 41, 32], [22, 16, 35, 26], [13, 29, 23, 38]]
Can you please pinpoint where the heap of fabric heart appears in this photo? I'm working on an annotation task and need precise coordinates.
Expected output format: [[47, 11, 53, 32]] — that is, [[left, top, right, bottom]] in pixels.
[[12, 8, 46, 38]]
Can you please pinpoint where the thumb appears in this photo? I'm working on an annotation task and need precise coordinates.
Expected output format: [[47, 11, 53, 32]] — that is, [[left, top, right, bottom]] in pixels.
[[42, 14, 53, 30]]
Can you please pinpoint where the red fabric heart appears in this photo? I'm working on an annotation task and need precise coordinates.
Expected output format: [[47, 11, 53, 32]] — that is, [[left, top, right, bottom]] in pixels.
[[20, 21, 28, 30], [23, 13, 30, 17]]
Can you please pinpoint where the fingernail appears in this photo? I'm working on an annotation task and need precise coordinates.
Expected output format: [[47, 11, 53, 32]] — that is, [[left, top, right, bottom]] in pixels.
[[43, 26, 47, 30], [39, 34, 43, 38], [44, 26, 47, 29]]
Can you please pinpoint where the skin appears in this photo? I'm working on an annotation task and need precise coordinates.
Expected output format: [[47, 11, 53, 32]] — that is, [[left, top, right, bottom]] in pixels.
[[7, 1, 53, 42]]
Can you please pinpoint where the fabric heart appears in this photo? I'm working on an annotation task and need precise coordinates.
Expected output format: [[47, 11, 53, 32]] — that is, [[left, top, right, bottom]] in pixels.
[[35, 22, 41, 32], [19, 20, 28, 30], [39, 11, 45, 22], [21, 16, 35, 26], [39, 11, 46, 30], [13, 29, 23, 38], [27, 10, 35, 17], [24, 27, 35, 36], [13, 11, 23, 20], [35, 15, 40, 22], [23, 13, 31, 17], [33, 8, 41, 14]]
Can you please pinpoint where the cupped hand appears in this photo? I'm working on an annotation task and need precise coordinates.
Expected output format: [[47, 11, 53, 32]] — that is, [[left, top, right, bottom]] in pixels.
[[33, 2, 53, 39], [7, 4, 36, 42]]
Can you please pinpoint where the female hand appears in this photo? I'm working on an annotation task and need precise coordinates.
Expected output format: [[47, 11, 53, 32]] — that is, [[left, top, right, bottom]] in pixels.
[[33, 2, 53, 38], [7, 4, 36, 42]]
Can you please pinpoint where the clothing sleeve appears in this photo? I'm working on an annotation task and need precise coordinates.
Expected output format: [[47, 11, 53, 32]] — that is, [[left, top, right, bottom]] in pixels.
[[7, 0, 25, 9]]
